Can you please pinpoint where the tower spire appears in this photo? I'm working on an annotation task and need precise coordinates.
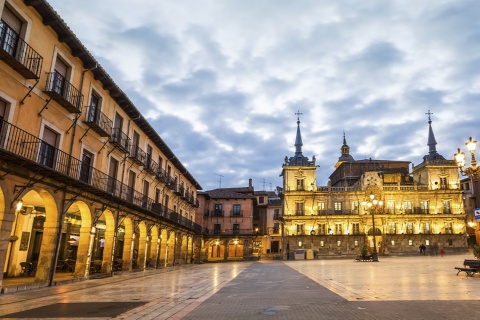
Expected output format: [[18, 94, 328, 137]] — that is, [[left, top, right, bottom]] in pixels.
[[424, 110, 445, 161], [294, 110, 303, 154]]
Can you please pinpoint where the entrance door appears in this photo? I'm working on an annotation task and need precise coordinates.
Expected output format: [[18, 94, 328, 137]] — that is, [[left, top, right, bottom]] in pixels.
[[271, 241, 279, 253]]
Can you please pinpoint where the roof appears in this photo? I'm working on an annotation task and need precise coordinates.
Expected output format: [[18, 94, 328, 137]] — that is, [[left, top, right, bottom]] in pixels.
[[198, 188, 255, 200]]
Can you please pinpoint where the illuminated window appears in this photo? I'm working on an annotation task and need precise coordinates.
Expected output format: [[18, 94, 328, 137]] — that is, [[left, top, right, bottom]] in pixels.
[[420, 201, 429, 214], [408, 239, 413, 246], [425, 240, 430, 246], [337, 240, 342, 247], [404, 201, 412, 214], [334, 202, 342, 214], [351, 201, 359, 213], [443, 201, 451, 214], [388, 222, 396, 234], [386, 201, 395, 214], [354, 240, 358, 247], [317, 202, 326, 215], [335, 223, 342, 235], [406, 223, 414, 234], [445, 222, 453, 234], [320, 240, 324, 247], [352, 223, 360, 235], [391, 240, 395, 246], [296, 224, 304, 235], [317, 223, 326, 235]]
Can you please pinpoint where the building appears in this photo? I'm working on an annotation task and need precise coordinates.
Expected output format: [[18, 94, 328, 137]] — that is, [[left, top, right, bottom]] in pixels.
[[0, 0, 201, 292], [196, 180, 256, 261], [280, 114, 467, 259]]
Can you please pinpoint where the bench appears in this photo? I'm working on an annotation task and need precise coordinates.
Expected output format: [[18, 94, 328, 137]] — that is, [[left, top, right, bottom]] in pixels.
[[455, 259, 480, 276], [355, 254, 373, 262]]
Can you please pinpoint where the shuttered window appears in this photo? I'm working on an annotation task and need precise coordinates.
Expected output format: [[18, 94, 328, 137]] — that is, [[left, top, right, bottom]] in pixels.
[[1, 6, 22, 33]]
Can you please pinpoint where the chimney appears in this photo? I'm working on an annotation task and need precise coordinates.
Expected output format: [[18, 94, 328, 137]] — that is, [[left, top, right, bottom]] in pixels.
[[249, 178, 252, 189]]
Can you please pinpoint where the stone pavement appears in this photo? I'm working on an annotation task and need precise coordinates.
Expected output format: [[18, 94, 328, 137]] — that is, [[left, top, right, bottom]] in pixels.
[[0, 253, 479, 319]]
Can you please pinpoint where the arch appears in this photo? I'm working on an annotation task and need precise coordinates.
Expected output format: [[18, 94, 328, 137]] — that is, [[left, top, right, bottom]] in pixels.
[[367, 227, 382, 235], [206, 239, 225, 261], [227, 239, 244, 259]]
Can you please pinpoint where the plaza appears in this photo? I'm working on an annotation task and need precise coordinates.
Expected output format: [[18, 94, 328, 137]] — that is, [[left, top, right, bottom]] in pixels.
[[1, 253, 479, 319]]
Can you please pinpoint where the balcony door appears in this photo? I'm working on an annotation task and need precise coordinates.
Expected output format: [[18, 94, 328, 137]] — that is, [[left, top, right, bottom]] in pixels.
[[107, 157, 119, 194], [1, 6, 21, 56], [53, 58, 68, 95], [79, 150, 93, 183], [39, 127, 58, 168]]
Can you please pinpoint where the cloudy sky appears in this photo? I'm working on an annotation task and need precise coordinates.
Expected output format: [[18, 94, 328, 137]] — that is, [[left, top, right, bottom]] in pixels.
[[47, 0, 480, 191]]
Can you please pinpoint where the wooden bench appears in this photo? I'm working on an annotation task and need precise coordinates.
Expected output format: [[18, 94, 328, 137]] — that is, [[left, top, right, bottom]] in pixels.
[[455, 259, 480, 276], [355, 254, 373, 262]]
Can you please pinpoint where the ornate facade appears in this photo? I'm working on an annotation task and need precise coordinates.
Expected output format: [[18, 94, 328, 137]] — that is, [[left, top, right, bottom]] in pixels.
[[280, 114, 467, 259]]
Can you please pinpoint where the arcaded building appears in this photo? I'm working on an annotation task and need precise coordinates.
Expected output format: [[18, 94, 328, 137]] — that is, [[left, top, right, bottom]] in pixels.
[[0, 0, 201, 292], [280, 114, 467, 259]]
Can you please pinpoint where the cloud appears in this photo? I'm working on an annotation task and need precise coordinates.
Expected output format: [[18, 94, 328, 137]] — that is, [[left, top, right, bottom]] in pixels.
[[48, 0, 479, 191]]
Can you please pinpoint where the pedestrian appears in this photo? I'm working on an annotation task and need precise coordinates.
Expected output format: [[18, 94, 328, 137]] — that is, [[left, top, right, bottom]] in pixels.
[[421, 244, 426, 255], [440, 248, 445, 257]]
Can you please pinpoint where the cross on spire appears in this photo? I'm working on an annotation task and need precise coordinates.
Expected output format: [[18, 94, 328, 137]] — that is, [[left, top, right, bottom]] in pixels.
[[295, 110, 303, 121], [426, 110, 433, 122]]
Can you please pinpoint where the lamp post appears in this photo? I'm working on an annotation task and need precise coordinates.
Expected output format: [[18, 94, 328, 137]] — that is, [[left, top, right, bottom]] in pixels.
[[362, 193, 383, 262], [454, 137, 479, 245]]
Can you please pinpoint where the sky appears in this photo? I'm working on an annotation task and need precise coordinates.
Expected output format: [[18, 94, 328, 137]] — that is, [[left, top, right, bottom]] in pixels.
[[47, 0, 480, 191]]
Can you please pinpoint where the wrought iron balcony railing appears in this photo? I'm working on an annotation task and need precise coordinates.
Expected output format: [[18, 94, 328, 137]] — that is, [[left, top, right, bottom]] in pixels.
[[0, 21, 43, 79], [129, 145, 146, 165], [44, 72, 83, 113], [143, 155, 158, 174], [83, 106, 113, 137], [110, 128, 129, 152], [0, 119, 201, 233]]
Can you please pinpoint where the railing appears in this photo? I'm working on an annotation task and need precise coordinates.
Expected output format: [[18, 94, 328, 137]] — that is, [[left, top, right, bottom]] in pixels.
[[129, 145, 146, 164], [213, 210, 224, 217], [84, 106, 113, 137], [156, 167, 166, 182], [143, 155, 158, 174], [230, 210, 243, 216], [110, 128, 129, 152], [0, 21, 43, 79], [0, 119, 201, 232], [44, 72, 83, 113]]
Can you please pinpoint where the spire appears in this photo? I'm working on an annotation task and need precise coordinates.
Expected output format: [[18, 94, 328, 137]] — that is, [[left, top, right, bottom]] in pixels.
[[424, 110, 445, 161], [283, 110, 315, 166], [295, 110, 303, 154], [335, 130, 354, 168], [426, 110, 437, 155]]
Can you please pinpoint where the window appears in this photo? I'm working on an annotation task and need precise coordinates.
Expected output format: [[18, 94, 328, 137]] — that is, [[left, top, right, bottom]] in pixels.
[[386, 201, 395, 214], [86, 91, 101, 123], [296, 224, 304, 235], [145, 145, 152, 169], [351, 201, 359, 214], [443, 200, 451, 214], [232, 224, 240, 235], [273, 223, 279, 234], [1, 6, 22, 56], [420, 201, 429, 214], [273, 209, 280, 220], [335, 223, 342, 235], [406, 223, 413, 234], [154, 188, 160, 203], [320, 240, 325, 247], [107, 157, 119, 194], [448, 239, 453, 246], [214, 204, 223, 216], [79, 150, 93, 183], [408, 239, 413, 246], [127, 170, 136, 202], [422, 222, 431, 234], [391, 240, 396, 246], [354, 240, 358, 247], [440, 177, 447, 190], [317, 202, 325, 215], [318, 223, 326, 235], [425, 240, 430, 246], [39, 127, 58, 168], [213, 224, 221, 235], [296, 202, 304, 216], [334, 202, 342, 214], [52, 57, 69, 96], [296, 179, 304, 191], [403, 201, 412, 214], [388, 222, 396, 234], [352, 223, 360, 235], [232, 204, 241, 216], [142, 180, 149, 208], [337, 240, 342, 247], [259, 196, 265, 204], [445, 222, 453, 234]]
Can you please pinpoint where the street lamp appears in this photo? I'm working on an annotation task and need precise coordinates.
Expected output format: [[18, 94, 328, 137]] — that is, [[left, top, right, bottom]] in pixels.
[[454, 137, 479, 180], [454, 137, 479, 245], [362, 192, 383, 262]]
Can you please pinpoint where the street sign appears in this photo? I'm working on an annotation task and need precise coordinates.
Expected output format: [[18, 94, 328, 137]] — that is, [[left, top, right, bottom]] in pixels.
[[474, 208, 480, 221]]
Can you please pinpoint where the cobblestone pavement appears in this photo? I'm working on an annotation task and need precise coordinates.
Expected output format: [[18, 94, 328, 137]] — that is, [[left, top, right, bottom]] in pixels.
[[0, 253, 479, 319]]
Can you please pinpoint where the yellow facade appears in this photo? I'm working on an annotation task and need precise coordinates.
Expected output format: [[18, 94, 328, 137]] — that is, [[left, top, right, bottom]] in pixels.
[[280, 118, 467, 259], [0, 0, 201, 292]]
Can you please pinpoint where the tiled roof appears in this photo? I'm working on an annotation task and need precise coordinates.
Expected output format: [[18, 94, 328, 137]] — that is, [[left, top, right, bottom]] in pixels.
[[198, 188, 254, 199]]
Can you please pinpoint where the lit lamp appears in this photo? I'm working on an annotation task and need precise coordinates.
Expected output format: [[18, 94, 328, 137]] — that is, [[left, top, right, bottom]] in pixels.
[[362, 193, 383, 262], [455, 137, 479, 245], [454, 137, 478, 181]]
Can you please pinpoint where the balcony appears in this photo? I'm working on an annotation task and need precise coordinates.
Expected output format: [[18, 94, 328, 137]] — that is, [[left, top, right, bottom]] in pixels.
[[213, 209, 224, 217], [0, 22, 42, 79], [83, 106, 113, 137], [174, 184, 185, 197], [231, 210, 243, 217], [110, 128, 129, 152], [165, 176, 175, 189], [129, 145, 146, 165], [44, 72, 83, 113], [143, 155, 158, 175], [0, 119, 202, 233], [156, 167, 166, 182], [295, 210, 304, 216]]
